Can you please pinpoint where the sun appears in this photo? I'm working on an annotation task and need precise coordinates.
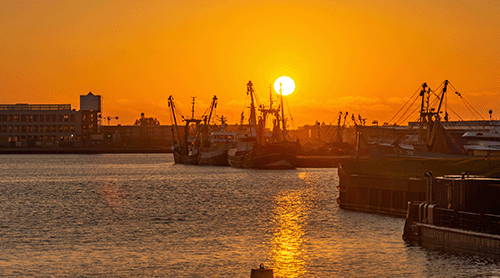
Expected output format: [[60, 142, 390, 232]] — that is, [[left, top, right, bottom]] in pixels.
[[274, 76, 295, 96]]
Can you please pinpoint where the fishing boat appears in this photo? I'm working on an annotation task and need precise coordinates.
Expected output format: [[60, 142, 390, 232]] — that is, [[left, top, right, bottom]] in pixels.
[[368, 80, 467, 159], [168, 95, 202, 165], [227, 81, 300, 169], [199, 116, 236, 166]]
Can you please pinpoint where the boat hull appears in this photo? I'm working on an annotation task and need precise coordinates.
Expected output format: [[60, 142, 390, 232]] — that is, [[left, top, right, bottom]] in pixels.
[[199, 150, 229, 166], [228, 141, 300, 169], [172, 149, 199, 165]]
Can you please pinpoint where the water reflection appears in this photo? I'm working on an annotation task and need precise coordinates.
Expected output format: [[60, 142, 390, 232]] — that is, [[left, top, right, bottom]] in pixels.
[[271, 190, 308, 278], [97, 181, 123, 209]]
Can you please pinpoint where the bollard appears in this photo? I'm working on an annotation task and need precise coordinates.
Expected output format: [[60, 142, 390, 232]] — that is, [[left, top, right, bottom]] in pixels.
[[250, 264, 273, 278]]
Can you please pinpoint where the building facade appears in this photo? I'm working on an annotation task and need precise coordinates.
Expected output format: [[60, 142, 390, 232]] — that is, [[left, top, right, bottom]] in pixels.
[[0, 104, 80, 147], [80, 92, 102, 142], [0, 92, 102, 147]]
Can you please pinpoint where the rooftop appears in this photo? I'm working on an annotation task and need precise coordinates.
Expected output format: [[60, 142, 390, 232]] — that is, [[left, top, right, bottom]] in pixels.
[[0, 104, 72, 111]]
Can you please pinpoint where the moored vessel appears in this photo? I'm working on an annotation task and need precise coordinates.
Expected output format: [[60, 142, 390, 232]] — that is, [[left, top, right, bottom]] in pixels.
[[337, 157, 500, 217], [168, 95, 202, 165], [199, 116, 236, 166], [367, 80, 467, 160], [227, 81, 300, 169], [403, 174, 500, 259]]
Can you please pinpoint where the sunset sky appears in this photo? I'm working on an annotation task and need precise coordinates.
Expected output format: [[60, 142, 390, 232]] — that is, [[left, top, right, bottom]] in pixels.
[[2, 0, 499, 127]]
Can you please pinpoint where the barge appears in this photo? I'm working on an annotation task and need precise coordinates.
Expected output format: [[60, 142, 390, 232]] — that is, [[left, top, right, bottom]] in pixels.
[[337, 158, 500, 217], [403, 174, 500, 258], [337, 163, 426, 217]]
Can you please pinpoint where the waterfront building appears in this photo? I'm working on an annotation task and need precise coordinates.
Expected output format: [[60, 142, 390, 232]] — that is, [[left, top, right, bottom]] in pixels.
[[80, 92, 102, 144], [101, 124, 175, 148], [0, 103, 80, 147], [0, 92, 102, 147], [101, 113, 175, 148]]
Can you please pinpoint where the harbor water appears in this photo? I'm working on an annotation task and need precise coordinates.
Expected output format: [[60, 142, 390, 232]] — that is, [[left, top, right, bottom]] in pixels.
[[1, 154, 499, 277]]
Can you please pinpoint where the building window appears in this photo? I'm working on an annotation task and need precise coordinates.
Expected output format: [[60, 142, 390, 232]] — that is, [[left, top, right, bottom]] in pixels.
[[33, 125, 38, 132], [2, 126, 7, 132], [70, 114, 75, 122], [33, 115, 38, 122], [14, 115, 19, 122], [40, 115, 44, 122], [14, 126, 19, 132], [52, 115, 57, 122], [2, 115, 7, 122], [70, 125, 75, 132], [26, 126, 31, 132], [64, 115, 69, 122], [52, 125, 57, 132], [27, 115, 32, 122], [21, 115, 26, 122]]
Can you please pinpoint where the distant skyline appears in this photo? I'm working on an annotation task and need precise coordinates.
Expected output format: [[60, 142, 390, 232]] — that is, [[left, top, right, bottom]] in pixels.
[[2, 0, 499, 126]]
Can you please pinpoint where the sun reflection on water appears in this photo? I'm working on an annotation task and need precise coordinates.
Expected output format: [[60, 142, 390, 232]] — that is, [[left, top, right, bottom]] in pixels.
[[97, 181, 123, 209], [271, 190, 308, 278]]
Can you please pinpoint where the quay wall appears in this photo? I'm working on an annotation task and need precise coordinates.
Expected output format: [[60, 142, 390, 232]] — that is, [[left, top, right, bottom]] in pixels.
[[0, 148, 172, 154]]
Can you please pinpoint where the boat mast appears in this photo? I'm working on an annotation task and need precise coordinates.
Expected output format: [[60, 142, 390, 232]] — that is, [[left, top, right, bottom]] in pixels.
[[204, 95, 218, 126], [280, 82, 287, 139], [269, 84, 274, 111], [183, 97, 202, 155], [418, 83, 428, 144], [436, 80, 449, 118], [247, 81, 257, 137], [190, 97, 196, 119], [168, 95, 182, 148]]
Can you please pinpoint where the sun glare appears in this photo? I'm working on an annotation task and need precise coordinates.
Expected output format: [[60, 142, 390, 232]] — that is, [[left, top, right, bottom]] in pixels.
[[274, 76, 295, 96]]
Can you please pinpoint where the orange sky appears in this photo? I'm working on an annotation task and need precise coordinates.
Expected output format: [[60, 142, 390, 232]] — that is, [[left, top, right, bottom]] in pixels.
[[1, 0, 499, 127]]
